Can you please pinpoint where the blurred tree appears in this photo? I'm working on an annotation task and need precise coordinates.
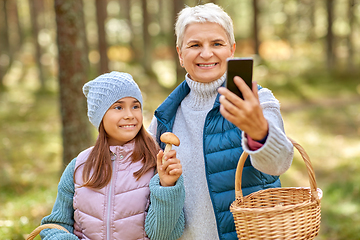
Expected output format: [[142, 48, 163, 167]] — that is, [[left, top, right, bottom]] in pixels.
[[326, 0, 335, 70], [8, 0, 23, 51], [307, 0, 316, 41], [347, 0, 355, 71], [95, 0, 109, 74], [29, 0, 46, 90], [252, 0, 260, 55], [1, 0, 10, 57], [158, 0, 167, 37], [157, 0, 174, 49], [284, 0, 296, 48], [0, 0, 10, 90], [141, 0, 153, 74], [119, 0, 139, 62], [54, 0, 93, 167], [79, 0, 91, 79], [173, 0, 186, 84]]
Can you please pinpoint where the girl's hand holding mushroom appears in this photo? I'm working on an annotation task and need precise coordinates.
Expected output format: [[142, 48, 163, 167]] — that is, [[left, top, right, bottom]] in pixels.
[[157, 132, 182, 187], [160, 132, 180, 164], [156, 149, 182, 187]]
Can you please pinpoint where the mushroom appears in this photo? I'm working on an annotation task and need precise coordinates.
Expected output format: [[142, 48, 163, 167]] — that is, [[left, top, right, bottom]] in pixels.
[[160, 132, 180, 164]]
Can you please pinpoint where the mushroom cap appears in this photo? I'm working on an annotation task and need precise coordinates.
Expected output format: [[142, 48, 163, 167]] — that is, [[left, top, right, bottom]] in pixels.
[[160, 132, 180, 146]]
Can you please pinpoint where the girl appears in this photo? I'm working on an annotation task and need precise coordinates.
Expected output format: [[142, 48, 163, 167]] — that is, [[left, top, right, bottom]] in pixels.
[[40, 71, 185, 240]]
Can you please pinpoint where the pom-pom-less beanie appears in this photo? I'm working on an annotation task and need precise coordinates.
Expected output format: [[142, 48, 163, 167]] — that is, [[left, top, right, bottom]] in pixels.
[[83, 71, 143, 129]]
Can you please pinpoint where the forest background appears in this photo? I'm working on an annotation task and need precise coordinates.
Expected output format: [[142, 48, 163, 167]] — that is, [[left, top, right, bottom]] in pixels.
[[0, 0, 359, 239]]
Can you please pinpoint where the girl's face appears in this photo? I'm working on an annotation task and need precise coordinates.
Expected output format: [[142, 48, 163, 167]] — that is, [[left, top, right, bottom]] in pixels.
[[177, 22, 235, 83], [102, 97, 143, 146]]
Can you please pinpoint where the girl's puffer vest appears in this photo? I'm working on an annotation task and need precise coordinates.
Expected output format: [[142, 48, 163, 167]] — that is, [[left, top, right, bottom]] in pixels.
[[73, 142, 154, 240]]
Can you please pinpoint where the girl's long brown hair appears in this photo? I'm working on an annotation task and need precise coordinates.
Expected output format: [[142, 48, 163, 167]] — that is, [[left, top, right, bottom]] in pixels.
[[74, 122, 159, 189]]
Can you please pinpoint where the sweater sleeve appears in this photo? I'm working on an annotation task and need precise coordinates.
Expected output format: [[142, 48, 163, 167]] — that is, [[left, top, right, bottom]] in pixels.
[[145, 174, 185, 240], [147, 116, 158, 139], [242, 88, 294, 176], [40, 158, 78, 240], [246, 133, 267, 150]]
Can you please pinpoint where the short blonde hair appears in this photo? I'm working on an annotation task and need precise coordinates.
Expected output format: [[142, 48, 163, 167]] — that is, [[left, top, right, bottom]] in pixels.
[[175, 3, 235, 49]]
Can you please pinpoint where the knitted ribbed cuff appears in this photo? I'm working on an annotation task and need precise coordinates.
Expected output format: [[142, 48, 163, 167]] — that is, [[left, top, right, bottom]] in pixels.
[[242, 120, 293, 175], [149, 174, 185, 202], [146, 174, 185, 239]]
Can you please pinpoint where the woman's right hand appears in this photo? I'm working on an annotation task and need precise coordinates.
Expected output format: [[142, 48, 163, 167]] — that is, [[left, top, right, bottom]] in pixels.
[[156, 150, 182, 187], [218, 77, 269, 141]]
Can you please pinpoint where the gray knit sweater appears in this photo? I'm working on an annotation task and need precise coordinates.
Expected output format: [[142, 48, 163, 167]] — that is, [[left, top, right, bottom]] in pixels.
[[148, 73, 293, 239]]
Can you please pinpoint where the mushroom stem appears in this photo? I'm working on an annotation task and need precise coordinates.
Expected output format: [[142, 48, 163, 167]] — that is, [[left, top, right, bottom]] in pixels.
[[162, 144, 172, 164], [160, 132, 180, 164]]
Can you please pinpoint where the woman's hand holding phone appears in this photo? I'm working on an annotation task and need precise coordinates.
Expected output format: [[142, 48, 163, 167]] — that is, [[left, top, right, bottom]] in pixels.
[[218, 77, 268, 141]]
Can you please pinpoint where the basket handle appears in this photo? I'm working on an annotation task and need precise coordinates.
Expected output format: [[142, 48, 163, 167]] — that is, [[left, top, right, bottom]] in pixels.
[[26, 223, 69, 240], [234, 137, 320, 203]]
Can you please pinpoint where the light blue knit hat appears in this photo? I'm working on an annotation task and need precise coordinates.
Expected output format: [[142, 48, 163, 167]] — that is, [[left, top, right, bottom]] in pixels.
[[83, 71, 143, 129]]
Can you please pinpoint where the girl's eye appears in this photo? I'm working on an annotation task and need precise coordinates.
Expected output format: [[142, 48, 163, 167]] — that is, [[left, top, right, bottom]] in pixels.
[[133, 104, 141, 110], [114, 106, 122, 110]]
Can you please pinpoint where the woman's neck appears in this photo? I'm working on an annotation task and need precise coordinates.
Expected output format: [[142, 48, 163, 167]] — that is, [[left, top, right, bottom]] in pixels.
[[183, 73, 226, 109]]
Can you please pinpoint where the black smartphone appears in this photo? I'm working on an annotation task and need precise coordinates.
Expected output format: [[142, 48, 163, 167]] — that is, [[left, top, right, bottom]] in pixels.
[[226, 57, 253, 99]]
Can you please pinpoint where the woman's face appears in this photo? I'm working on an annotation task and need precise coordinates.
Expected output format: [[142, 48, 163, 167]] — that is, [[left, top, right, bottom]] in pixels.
[[177, 22, 235, 83], [102, 97, 143, 146]]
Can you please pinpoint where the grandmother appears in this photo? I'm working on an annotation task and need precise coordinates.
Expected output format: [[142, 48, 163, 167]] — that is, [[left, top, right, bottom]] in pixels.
[[148, 3, 294, 240]]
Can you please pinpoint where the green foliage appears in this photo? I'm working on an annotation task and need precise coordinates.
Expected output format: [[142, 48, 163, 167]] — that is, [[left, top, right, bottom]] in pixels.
[[272, 68, 360, 239], [0, 83, 61, 239], [320, 160, 360, 239]]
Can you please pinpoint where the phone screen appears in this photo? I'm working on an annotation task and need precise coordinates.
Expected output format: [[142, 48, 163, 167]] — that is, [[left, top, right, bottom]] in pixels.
[[226, 58, 253, 99]]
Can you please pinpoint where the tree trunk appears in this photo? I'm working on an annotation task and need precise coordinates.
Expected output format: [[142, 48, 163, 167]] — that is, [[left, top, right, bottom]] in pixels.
[[1, 0, 10, 57], [0, 0, 10, 90], [308, 0, 316, 41], [284, 1, 295, 48], [141, 0, 153, 74], [172, 0, 186, 84], [347, 0, 355, 72], [79, 0, 90, 79], [29, 0, 46, 90], [119, 0, 139, 63], [326, 0, 335, 70], [95, 0, 109, 74], [8, 0, 23, 50], [54, 0, 93, 168], [252, 0, 260, 55]]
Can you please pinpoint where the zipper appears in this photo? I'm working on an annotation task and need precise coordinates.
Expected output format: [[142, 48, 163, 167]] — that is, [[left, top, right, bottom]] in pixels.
[[106, 152, 116, 240]]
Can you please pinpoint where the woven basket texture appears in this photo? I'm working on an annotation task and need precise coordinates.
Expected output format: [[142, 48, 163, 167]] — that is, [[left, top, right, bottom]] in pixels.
[[230, 138, 322, 240]]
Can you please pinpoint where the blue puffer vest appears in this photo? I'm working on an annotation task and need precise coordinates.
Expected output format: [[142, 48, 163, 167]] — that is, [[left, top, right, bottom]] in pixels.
[[154, 80, 281, 240]]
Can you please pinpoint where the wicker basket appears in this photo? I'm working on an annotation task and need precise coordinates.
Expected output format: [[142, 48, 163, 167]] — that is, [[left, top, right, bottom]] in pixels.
[[26, 224, 69, 240], [230, 138, 322, 239]]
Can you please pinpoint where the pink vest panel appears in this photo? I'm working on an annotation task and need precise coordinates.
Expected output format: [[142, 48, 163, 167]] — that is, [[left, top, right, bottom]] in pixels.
[[73, 142, 154, 240]]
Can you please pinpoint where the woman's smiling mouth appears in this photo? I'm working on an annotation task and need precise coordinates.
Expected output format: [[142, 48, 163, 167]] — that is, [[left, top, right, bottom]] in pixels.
[[197, 63, 217, 67]]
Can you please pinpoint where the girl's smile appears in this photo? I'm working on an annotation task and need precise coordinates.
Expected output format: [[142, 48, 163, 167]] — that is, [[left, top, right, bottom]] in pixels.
[[120, 124, 136, 128]]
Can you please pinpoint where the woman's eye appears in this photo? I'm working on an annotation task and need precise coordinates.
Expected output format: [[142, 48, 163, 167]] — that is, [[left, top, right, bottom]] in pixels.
[[214, 42, 223, 46], [189, 44, 199, 48]]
